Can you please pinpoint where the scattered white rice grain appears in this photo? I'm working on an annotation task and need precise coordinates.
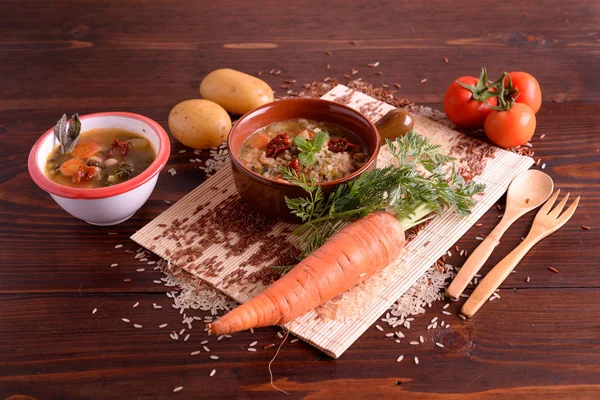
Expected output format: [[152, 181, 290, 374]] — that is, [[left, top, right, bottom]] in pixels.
[[414, 356, 419, 365], [489, 296, 496, 301], [436, 342, 445, 348], [277, 332, 284, 339], [248, 347, 257, 352], [475, 236, 484, 241], [395, 332, 404, 338], [442, 311, 452, 316], [210, 369, 216, 377], [493, 292, 501, 299], [173, 386, 183, 393], [190, 350, 200, 356], [410, 341, 419, 345], [210, 355, 219, 360], [121, 318, 130, 323], [460, 294, 469, 298], [397, 355, 404, 362], [201, 340, 209, 345], [92, 308, 97, 314], [110, 263, 118, 267], [395, 339, 401, 343], [133, 324, 143, 328], [375, 325, 384, 331], [203, 346, 210, 352], [249, 341, 257, 347], [164, 200, 172, 205], [133, 302, 139, 308], [140, 258, 148, 262], [179, 328, 185, 335], [115, 244, 123, 249], [385, 333, 395, 337], [184, 334, 190, 342], [290, 338, 299, 344], [459, 314, 467, 320], [443, 304, 450, 309], [148, 261, 156, 265], [178, 149, 186, 154], [419, 335, 424, 343], [136, 268, 145, 272], [431, 317, 438, 323], [541, 163, 546, 169], [250, 328, 254, 334], [168, 168, 176, 176], [153, 280, 162, 284], [447, 251, 452, 257], [159, 323, 168, 328]]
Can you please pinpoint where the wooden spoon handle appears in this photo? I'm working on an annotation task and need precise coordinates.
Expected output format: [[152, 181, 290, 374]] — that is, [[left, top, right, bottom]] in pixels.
[[446, 218, 512, 299], [461, 236, 537, 318]]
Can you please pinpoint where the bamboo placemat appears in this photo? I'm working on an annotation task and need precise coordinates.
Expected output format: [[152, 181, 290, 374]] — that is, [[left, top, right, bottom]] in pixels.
[[132, 85, 533, 358]]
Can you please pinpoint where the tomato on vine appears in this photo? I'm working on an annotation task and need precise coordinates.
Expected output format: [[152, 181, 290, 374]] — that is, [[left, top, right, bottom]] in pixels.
[[443, 68, 498, 128], [484, 73, 536, 149], [504, 71, 542, 114]]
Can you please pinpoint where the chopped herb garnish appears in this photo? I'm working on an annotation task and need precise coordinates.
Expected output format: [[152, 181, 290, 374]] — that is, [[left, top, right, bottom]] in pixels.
[[293, 129, 329, 166]]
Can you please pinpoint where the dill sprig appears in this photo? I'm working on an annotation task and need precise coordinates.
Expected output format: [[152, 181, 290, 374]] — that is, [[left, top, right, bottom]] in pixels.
[[280, 130, 485, 266]]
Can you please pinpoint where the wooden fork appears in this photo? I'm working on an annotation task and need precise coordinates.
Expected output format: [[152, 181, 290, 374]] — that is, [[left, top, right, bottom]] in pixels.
[[461, 190, 580, 318]]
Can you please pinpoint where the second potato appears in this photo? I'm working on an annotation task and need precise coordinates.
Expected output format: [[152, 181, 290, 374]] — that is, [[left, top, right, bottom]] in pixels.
[[200, 68, 274, 115]]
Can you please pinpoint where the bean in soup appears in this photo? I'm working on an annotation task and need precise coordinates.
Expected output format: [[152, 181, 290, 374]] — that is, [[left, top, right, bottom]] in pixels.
[[240, 119, 368, 183], [45, 128, 156, 188]]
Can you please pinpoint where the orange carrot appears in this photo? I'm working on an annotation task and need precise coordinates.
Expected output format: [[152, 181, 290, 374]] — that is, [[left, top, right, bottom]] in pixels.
[[208, 211, 405, 335], [70, 142, 100, 159], [247, 133, 271, 149], [59, 158, 84, 177]]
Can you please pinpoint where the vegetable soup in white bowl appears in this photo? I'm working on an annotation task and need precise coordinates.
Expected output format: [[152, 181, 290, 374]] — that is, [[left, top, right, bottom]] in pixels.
[[28, 112, 170, 225]]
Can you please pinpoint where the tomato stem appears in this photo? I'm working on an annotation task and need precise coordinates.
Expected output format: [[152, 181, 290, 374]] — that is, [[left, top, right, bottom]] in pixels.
[[455, 67, 498, 103], [487, 72, 516, 111]]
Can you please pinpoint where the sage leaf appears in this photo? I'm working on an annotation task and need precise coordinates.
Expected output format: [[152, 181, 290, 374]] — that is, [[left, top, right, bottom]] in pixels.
[[65, 114, 82, 153], [53, 113, 82, 154]]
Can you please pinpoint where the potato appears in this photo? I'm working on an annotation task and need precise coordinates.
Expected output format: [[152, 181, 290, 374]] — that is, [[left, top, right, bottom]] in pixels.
[[200, 68, 274, 114], [168, 99, 232, 149]]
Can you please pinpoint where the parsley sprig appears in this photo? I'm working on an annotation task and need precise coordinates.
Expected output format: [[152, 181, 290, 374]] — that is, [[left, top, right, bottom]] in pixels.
[[281, 130, 485, 265], [293, 129, 329, 166]]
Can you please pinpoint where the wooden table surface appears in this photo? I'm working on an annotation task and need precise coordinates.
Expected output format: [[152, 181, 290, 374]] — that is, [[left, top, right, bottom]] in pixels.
[[1, 1, 599, 398]]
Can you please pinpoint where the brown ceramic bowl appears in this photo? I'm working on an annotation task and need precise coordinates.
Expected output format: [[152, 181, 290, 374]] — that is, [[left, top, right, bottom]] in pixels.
[[228, 98, 380, 223]]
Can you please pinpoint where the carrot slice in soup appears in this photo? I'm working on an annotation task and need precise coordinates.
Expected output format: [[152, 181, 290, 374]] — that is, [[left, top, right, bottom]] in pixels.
[[59, 158, 84, 177], [71, 142, 100, 159], [247, 133, 271, 149]]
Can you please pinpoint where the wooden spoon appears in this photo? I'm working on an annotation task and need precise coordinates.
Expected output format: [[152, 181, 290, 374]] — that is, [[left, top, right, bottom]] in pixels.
[[446, 170, 554, 300]]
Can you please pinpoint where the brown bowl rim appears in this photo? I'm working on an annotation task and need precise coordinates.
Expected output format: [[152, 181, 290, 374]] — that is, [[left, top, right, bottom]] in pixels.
[[227, 98, 381, 189]]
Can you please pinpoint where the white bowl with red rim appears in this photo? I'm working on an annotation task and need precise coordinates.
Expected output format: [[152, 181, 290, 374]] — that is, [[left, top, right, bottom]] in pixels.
[[28, 112, 171, 226]]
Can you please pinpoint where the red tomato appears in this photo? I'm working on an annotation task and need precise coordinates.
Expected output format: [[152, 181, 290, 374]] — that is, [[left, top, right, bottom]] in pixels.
[[444, 76, 498, 128], [507, 72, 542, 114], [484, 103, 536, 149]]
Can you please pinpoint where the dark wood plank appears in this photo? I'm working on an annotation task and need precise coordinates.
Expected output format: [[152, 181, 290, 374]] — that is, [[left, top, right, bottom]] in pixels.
[[1, 289, 599, 399], [0, 0, 599, 110]]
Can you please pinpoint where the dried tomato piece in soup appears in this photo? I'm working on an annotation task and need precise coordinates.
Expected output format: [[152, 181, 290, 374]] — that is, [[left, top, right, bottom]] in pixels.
[[107, 137, 129, 158], [327, 137, 349, 153], [289, 158, 300, 173], [266, 133, 291, 158], [72, 164, 97, 184]]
